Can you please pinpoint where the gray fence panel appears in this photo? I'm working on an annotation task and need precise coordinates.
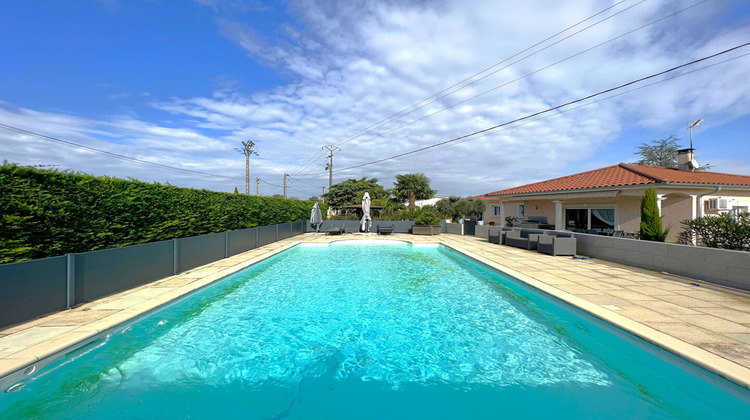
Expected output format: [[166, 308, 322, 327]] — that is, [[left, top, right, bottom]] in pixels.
[[571, 232, 750, 292], [0, 256, 68, 329], [258, 225, 278, 247], [292, 221, 304, 236], [75, 240, 174, 303], [228, 228, 258, 256], [464, 221, 477, 236], [278, 222, 292, 240], [445, 223, 463, 235], [178, 232, 226, 273]]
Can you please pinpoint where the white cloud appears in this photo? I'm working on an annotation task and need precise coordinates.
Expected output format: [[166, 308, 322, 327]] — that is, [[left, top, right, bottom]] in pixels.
[[3, 0, 750, 199]]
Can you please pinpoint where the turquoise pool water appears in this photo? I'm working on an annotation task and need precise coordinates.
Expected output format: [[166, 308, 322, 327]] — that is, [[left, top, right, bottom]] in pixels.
[[1, 242, 748, 418]]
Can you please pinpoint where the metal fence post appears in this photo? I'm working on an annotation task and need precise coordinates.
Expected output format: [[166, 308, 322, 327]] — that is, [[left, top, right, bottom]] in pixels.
[[225, 231, 229, 258], [66, 253, 76, 308], [173, 239, 179, 275]]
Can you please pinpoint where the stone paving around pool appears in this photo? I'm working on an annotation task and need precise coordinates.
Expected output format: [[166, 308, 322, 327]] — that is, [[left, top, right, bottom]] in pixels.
[[2, 233, 750, 390]]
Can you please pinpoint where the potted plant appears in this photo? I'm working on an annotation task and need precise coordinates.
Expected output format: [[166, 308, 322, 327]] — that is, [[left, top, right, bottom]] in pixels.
[[412, 206, 443, 235]]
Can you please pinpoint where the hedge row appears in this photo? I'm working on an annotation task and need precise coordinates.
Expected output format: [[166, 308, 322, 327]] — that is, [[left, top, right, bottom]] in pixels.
[[0, 165, 326, 264]]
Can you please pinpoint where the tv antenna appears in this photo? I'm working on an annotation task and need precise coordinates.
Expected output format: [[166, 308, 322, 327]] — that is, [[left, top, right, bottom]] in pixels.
[[688, 119, 703, 150]]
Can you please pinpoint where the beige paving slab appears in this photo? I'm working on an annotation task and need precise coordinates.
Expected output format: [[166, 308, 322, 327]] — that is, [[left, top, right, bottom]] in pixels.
[[645, 322, 728, 345], [699, 343, 750, 369], [728, 334, 750, 346], [695, 307, 750, 324], [635, 300, 702, 316], [578, 294, 637, 308], [599, 277, 640, 287], [677, 289, 744, 302], [0, 326, 76, 349], [36, 309, 120, 327], [678, 315, 750, 334], [88, 287, 175, 310], [616, 306, 681, 324], [0, 347, 24, 358], [606, 289, 660, 302], [550, 284, 602, 295], [657, 294, 725, 308], [624, 285, 676, 296], [581, 281, 625, 291]]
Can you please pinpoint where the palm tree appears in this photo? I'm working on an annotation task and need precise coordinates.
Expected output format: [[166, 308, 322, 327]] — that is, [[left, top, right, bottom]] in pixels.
[[393, 173, 436, 208]]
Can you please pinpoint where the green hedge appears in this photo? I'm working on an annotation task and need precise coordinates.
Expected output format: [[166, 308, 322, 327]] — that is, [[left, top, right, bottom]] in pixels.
[[0, 165, 327, 263]]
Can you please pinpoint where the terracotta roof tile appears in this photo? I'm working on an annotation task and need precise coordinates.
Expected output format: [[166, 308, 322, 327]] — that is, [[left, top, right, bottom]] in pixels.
[[484, 163, 750, 197]]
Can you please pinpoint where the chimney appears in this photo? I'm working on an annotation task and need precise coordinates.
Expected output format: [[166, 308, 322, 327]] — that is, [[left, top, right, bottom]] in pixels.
[[677, 148, 697, 172]]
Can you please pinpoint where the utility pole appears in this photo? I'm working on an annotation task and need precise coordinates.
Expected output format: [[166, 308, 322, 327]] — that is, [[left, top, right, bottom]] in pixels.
[[322, 145, 340, 188], [255, 177, 260, 196], [234, 140, 258, 195], [283, 173, 288, 198]]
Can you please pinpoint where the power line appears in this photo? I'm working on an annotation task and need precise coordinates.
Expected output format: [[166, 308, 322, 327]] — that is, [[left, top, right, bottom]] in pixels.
[[331, 0, 639, 149], [407, 52, 750, 158], [330, 42, 750, 173], [287, 0, 638, 179], [0, 122, 244, 181], [339, 0, 709, 154], [287, 174, 324, 188]]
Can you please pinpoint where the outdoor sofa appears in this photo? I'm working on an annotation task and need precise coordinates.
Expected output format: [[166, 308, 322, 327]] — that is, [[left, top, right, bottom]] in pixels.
[[504, 228, 545, 250]]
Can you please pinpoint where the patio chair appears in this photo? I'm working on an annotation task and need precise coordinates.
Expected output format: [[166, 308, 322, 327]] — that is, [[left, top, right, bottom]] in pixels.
[[344, 227, 357, 234], [585, 229, 598, 235], [612, 230, 625, 237], [326, 226, 343, 235], [537, 232, 577, 256], [488, 231, 501, 244], [377, 224, 394, 235]]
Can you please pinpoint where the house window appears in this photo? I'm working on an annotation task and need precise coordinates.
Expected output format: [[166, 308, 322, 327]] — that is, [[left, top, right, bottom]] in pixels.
[[518, 204, 525, 218], [565, 208, 615, 230], [493, 206, 501, 216]]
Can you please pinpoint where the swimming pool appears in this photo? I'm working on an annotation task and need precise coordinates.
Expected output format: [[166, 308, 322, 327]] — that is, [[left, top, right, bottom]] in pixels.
[[1, 242, 748, 418]]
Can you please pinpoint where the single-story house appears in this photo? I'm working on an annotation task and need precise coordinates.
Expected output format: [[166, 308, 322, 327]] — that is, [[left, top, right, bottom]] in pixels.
[[478, 150, 750, 241]]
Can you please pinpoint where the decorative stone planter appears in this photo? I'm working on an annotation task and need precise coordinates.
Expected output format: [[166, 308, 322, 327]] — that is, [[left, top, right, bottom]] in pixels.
[[412, 224, 441, 235]]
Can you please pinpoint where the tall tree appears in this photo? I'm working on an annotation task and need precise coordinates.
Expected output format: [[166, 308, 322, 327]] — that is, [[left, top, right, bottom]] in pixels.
[[393, 173, 436, 207], [633, 136, 681, 168], [640, 187, 670, 242], [322, 178, 388, 209]]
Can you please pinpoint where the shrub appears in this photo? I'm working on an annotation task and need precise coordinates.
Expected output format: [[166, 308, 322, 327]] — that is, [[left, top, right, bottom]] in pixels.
[[678, 212, 750, 251], [0, 164, 324, 263], [414, 206, 443, 225]]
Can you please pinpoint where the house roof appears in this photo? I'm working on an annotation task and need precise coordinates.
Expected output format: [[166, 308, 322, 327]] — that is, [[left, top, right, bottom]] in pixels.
[[484, 163, 750, 197]]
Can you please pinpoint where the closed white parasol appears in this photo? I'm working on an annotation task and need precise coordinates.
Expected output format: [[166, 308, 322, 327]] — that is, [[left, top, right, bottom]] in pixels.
[[360, 192, 372, 233], [310, 202, 323, 232]]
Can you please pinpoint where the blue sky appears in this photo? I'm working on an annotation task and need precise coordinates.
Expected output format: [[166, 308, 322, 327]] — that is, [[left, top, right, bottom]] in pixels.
[[1, 0, 750, 198]]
